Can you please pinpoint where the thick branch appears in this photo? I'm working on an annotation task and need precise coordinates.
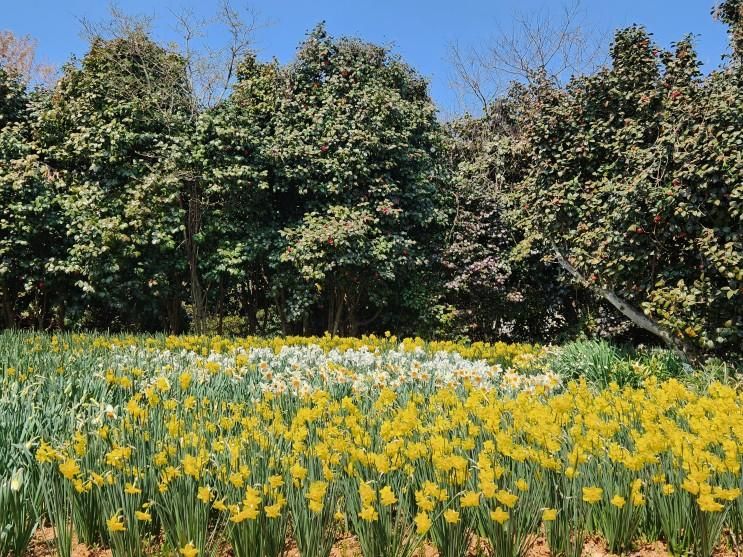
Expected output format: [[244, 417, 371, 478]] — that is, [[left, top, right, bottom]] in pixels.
[[551, 244, 682, 352]]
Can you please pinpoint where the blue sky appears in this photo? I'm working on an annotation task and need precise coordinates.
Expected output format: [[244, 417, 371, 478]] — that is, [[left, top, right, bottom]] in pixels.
[[2, 0, 731, 116]]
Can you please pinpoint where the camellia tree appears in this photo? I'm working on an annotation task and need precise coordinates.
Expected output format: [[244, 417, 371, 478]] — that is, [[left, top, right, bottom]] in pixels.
[[444, 98, 591, 343], [0, 65, 69, 329], [717, 0, 743, 56], [280, 205, 415, 336], [0, 65, 36, 326], [512, 20, 742, 355], [270, 25, 449, 335], [34, 29, 191, 331], [176, 54, 283, 334]]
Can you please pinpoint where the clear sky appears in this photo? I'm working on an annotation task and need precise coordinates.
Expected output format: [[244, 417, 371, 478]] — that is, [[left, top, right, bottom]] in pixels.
[[2, 0, 732, 117]]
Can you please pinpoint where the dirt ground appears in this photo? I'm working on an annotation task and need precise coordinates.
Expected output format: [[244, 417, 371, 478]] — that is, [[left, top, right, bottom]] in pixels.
[[26, 527, 742, 557]]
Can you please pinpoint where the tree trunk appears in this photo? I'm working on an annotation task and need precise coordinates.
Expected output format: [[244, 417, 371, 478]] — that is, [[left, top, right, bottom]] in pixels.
[[302, 312, 309, 335], [189, 263, 206, 334], [56, 298, 66, 330], [274, 290, 289, 335], [351, 308, 382, 336], [181, 181, 206, 334], [0, 286, 15, 329], [347, 293, 359, 337], [260, 306, 269, 335], [327, 289, 335, 335], [551, 244, 686, 353], [166, 296, 183, 334], [239, 286, 259, 335], [217, 276, 225, 336], [331, 289, 345, 337], [37, 289, 48, 331], [248, 305, 259, 336]]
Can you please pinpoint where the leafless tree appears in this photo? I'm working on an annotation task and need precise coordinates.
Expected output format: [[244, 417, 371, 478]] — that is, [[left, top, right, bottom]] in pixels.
[[0, 30, 56, 86], [449, 0, 607, 116], [170, 1, 260, 109], [80, 1, 260, 113]]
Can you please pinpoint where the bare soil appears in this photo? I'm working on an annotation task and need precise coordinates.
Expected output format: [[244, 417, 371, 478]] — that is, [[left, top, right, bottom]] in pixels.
[[25, 528, 742, 557]]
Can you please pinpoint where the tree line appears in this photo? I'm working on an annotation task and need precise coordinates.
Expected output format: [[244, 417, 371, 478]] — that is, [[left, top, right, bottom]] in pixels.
[[0, 2, 741, 358]]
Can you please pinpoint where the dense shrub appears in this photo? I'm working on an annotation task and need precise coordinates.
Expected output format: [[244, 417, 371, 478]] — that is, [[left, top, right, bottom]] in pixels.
[[0, 5, 740, 364]]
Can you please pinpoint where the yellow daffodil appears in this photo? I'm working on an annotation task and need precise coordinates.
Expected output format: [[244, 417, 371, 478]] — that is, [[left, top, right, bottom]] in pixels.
[[359, 505, 378, 522], [582, 486, 603, 504], [124, 482, 141, 495], [490, 506, 510, 524], [379, 485, 398, 506], [197, 486, 212, 503], [264, 502, 282, 518], [179, 542, 198, 557], [414, 511, 432, 534], [443, 509, 460, 524], [495, 489, 518, 508], [460, 490, 480, 507], [106, 513, 126, 533], [58, 459, 80, 480], [542, 508, 558, 521]]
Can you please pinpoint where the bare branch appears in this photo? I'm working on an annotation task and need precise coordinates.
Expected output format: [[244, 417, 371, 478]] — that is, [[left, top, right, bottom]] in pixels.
[[170, 0, 260, 108], [0, 30, 57, 87], [449, 41, 494, 116], [449, 0, 608, 115], [78, 1, 262, 111]]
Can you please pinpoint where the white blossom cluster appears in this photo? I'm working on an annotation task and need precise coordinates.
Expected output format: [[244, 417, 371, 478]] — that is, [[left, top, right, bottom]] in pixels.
[[106, 343, 560, 397]]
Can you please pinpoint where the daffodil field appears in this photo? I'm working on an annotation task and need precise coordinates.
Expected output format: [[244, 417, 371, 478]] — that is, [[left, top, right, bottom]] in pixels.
[[1, 333, 742, 557]]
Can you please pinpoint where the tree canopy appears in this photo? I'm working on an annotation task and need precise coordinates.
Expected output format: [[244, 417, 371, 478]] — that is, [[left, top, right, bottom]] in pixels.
[[511, 27, 742, 355], [0, 5, 740, 360]]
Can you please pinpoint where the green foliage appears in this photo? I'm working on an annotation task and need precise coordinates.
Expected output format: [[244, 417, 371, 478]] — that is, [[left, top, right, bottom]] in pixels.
[[0, 7, 741, 363], [0, 394, 40, 557], [511, 26, 742, 356], [0, 66, 25, 125], [168, 55, 282, 334], [0, 468, 40, 557], [545, 339, 743, 389], [0, 67, 68, 330], [548, 340, 631, 387], [715, 0, 743, 58], [443, 100, 589, 343], [33, 29, 190, 330], [268, 25, 448, 335], [2, 22, 452, 338]]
